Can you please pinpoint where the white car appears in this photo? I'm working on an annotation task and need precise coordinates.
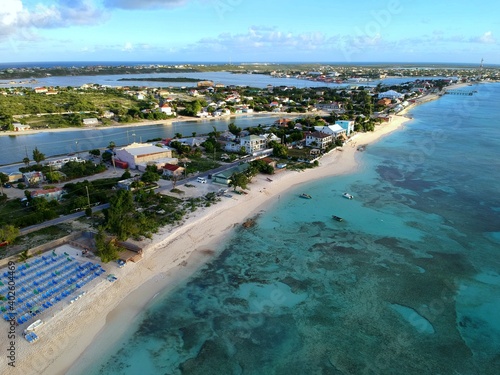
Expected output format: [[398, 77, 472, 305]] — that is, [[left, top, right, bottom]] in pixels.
[[197, 177, 207, 183]]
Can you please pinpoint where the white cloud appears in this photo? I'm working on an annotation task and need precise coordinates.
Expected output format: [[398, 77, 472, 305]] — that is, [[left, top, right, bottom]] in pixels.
[[0, 0, 23, 27], [476, 31, 495, 44], [191, 27, 340, 54], [103, 0, 188, 9], [0, 0, 105, 41], [122, 42, 134, 52]]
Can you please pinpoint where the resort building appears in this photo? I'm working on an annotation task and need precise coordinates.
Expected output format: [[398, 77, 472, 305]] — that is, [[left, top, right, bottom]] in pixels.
[[239, 135, 267, 154], [305, 131, 333, 149], [114, 143, 173, 169], [314, 124, 347, 139], [335, 120, 355, 136]]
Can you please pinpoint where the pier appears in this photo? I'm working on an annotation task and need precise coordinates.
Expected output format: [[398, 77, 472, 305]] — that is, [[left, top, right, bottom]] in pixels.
[[443, 90, 476, 96]]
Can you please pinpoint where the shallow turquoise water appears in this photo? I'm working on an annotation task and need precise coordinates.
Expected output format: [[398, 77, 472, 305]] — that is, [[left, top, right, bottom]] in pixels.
[[77, 83, 500, 375]]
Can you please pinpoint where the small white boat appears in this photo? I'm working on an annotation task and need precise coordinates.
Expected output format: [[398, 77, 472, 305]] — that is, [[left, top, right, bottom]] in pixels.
[[342, 193, 354, 199], [26, 319, 43, 331]]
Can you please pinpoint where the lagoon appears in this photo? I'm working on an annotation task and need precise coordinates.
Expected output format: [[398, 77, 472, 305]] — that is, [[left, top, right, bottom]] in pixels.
[[0, 115, 285, 166]]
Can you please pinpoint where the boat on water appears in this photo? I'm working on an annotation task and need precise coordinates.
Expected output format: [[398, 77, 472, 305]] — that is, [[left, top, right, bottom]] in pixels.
[[300, 193, 312, 199], [332, 215, 344, 222], [342, 192, 354, 199]]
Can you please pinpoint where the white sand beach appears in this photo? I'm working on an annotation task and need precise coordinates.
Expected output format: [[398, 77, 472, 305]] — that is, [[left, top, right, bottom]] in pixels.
[[4, 81, 475, 374], [0, 111, 415, 375]]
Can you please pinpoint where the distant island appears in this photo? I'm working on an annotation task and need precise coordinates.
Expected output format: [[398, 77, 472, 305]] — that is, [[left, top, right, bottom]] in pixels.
[[117, 77, 204, 83], [1, 62, 498, 82]]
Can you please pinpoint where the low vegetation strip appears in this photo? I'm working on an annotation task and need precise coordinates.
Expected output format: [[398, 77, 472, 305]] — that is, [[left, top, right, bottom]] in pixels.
[[117, 77, 204, 82]]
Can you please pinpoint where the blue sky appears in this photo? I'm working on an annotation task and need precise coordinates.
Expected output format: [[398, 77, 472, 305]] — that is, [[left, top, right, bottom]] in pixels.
[[0, 0, 498, 64]]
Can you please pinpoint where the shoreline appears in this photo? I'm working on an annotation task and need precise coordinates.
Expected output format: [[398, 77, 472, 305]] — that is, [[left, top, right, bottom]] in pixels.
[[33, 114, 411, 375], [0, 84, 458, 373], [0, 112, 306, 139]]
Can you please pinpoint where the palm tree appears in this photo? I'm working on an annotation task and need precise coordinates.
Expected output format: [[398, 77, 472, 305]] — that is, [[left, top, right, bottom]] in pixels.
[[32, 147, 45, 165], [23, 157, 30, 167]]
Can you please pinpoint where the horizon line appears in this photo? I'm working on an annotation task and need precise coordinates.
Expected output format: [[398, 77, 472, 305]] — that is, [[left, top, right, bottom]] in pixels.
[[0, 60, 497, 68]]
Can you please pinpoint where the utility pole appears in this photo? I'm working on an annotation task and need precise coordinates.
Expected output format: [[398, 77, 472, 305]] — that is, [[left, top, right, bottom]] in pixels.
[[85, 186, 91, 209], [111, 155, 116, 174]]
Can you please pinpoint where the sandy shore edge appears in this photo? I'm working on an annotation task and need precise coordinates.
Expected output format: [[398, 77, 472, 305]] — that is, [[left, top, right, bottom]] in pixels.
[[2, 85, 462, 374], [49, 116, 413, 375]]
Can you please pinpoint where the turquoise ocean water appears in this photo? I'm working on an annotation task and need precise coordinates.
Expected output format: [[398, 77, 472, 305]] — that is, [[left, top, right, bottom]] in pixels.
[[76, 83, 500, 375]]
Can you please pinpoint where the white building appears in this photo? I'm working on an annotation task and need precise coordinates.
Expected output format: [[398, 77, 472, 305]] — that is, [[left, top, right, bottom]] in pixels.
[[335, 120, 355, 136], [378, 90, 404, 100], [82, 118, 99, 127], [114, 143, 173, 169], [239, 135, 267, 154], [305, 132, 333, 149], [314, 124, 347, 139], [160, 104, 174, 115]]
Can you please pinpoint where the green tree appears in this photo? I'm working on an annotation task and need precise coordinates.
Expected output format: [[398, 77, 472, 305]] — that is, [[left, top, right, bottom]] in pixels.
[[229, 172, 249, 192], [121, 168, 131, 179], [270, 142, 288, 158], [228, 122, 241, 136], [102, 151, 112, 163], [45, 171, 63, 183], [0, 225, 19, 244], [105, 190, 136, 240], [0, 172, 8, 195], [208, 126, 220, 139], [32, 147, 46, 165], [94, 227, 119, 263], [22, 157, 30, 167], [141, 165, 160, 184]]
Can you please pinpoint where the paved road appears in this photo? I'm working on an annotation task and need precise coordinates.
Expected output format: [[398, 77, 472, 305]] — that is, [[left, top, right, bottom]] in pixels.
[[19, 203, 110, 236]]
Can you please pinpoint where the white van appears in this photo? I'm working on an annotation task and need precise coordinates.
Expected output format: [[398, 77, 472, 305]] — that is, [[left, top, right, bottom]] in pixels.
[[197, 177, 207, 183]]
